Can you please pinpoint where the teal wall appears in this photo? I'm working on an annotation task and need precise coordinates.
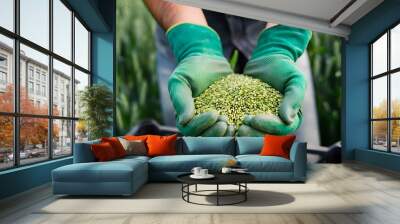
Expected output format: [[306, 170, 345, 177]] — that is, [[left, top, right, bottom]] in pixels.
[[0, 158, 72, 199], [343, 0, 400, 171], [0, 0, 116, 200]]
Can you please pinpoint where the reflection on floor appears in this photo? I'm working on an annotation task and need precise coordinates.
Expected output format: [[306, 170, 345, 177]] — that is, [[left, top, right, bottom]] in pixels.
[[0, 163, 400, 224]]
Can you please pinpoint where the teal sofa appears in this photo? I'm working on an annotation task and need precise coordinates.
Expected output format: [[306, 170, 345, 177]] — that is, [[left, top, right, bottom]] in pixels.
[[52, 137, 307, 196]]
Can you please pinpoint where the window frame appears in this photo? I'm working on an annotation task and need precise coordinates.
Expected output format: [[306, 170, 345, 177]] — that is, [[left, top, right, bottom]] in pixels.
[[0, 0, 92, 171], [370, 20, 400, 154]]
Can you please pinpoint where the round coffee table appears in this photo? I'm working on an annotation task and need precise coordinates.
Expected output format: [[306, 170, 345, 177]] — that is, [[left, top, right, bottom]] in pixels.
[[177, 173, 255, 206]]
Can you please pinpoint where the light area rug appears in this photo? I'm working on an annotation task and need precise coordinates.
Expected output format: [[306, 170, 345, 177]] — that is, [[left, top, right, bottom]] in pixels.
[[38, 183, 362, 214]]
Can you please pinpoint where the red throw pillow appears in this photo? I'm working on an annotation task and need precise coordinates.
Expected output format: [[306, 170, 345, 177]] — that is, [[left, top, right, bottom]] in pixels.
[[146, 134, 177, 157], [124, 135, 148, 141], [101, 137, 126, 158], [259, 135, 296, 159], [91, 142, 118, 161]]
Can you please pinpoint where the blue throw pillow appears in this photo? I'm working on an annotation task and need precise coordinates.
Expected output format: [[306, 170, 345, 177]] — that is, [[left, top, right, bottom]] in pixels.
[[236, 137, 264, 155], [180, 137, 235, 155]]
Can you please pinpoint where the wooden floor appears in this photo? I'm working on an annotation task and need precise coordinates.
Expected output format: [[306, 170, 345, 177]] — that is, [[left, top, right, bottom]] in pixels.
[[1, 162, 400, 224]]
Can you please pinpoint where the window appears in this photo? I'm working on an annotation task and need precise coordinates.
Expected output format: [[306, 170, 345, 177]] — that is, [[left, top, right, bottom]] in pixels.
[[35, 84, 40, 95], [74, 69, 89, 118], [0, 0, 91, 170], [19, 117, 49, 165], [20, 0, 49, 48], [0, 55, 7, 67], [75, 18, 90, 70], [0, 71, 6, 85], [53, 59, 72, 117], [42, 85, 46, 97], [371, 23, 400, 154], [35, 70, 40, 81], [74, 69, 89, 142], [53, 120, 72, 158], [28, 81, 34, 94], [0, 116, 13, 170], [53, 0, 72, 60], [28, 67, 34, 80]]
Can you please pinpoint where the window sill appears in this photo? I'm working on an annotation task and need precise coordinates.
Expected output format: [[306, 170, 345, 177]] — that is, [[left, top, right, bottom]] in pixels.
[[355, 148, 400, 172], [0, 156, 72, 176]]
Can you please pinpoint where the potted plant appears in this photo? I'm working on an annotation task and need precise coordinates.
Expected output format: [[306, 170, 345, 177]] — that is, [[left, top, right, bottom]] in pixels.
[[79, 84, 113, 140]]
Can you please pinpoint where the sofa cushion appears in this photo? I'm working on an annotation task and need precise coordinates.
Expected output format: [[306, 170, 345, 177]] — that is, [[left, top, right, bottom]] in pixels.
[[53, 158, 147, 183], [123, 135, 148, 141], [73, 140, 100, 163], [101, 137, 127, 158], [149, 154, 235, 172], [118, 138, 147, 156], [147, 134, 177, 157], [115, 155, 150, 163], [236, 137, 264, 155], [236, 155, 293, 172], [179, 137, 235, 155], [260, 135, 296, 159], [91, 142, 118, 161]]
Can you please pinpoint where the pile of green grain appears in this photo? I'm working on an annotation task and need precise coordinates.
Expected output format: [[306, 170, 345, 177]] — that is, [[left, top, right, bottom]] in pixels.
[[194, 74, 282, 128]]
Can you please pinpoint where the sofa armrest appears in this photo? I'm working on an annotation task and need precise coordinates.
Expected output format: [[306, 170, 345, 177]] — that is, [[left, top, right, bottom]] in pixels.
[[73, 140, 100, 163], [289, 141, 307, 181]]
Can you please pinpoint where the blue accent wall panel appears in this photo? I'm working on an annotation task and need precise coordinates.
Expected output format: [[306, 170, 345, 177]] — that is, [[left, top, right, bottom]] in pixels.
[[92, 32, 115, 136], [343, 0, 400, 171], [343, 44, 369, 160], [92, 33, 114, 87]]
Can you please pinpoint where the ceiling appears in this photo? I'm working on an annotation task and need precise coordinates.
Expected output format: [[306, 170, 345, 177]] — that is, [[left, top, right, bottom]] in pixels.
[[167, 0, 384, 38]]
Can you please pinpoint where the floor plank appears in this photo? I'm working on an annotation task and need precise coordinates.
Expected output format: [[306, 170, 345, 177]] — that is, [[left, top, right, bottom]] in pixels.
[[1, 163, 400, 224]]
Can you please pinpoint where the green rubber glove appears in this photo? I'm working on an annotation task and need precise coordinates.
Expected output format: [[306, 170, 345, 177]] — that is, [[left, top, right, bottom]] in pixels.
[[238, 25, 312, 136], [167, 23, 233, 136]]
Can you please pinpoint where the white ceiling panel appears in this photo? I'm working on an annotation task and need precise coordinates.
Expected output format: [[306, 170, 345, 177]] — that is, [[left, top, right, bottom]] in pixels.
[[227, 0, 352, 21], [167, 0, 384, 38]]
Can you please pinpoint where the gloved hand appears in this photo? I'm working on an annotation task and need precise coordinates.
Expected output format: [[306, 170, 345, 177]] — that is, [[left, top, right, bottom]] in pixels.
[[238, 25, 312, 136], [167, 23, 234, 136]]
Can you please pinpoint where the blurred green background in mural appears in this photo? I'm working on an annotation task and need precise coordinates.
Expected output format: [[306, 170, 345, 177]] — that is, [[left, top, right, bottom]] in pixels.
[[116, 0, 342, 146], [116, 0, 160, 135], [308, 33, 342, 146]]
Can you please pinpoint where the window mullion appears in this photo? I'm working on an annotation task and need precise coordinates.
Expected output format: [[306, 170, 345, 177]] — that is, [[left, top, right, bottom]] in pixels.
[[71, 10, 76, 155], [370, 45, 373, 149], [388, 30, 391, 152], [48, 0, 54, 160], [13, 0, 20, 167]]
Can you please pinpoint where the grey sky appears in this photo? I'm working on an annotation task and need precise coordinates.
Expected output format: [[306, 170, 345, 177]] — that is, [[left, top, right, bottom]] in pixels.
[[0, 0, 13, 31]]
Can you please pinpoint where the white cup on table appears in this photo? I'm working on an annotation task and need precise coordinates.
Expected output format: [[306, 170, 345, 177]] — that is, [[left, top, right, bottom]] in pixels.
[[191, 167, 202, 176], [221, 167, 232, 174], [199, 169, 208, 176]]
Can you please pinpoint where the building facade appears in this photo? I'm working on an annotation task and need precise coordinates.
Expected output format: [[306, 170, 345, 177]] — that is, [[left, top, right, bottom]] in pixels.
[[0, 41, 76, 153]]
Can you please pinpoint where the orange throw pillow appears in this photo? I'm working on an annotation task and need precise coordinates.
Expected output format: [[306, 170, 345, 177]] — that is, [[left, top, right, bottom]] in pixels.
[[146, 134, 177, 157], [260, 135, 296, 159], [124, 135, 148, 141], [101, 137, 126, 158], [91, 142, 117, 161]]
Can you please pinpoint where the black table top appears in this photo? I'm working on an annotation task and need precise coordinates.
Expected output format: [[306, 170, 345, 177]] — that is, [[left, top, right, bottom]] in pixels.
[[177, 172, 255, 185]]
